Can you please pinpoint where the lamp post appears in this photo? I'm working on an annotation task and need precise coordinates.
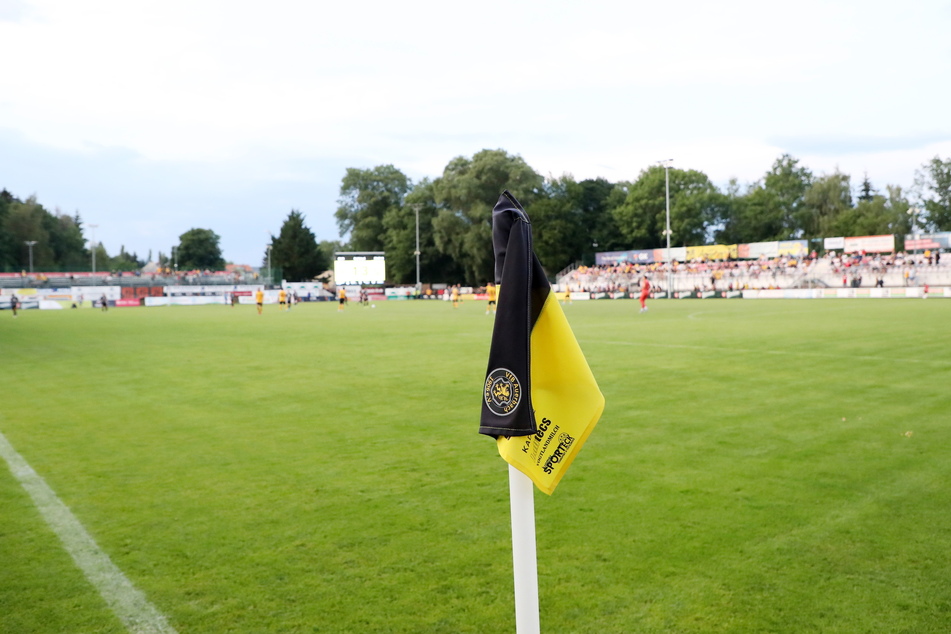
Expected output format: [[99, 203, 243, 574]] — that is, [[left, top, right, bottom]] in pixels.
[[25, 241, 37, 273], [908, 207, 920, 262], [267, 244, 272, 286], [658, 159, 674, 297], [411, 203, 422, 295], [89, 224, 99, 274]]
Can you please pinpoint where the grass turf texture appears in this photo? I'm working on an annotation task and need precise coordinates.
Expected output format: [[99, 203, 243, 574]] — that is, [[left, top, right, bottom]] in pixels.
[[1, 298, 950, 633]]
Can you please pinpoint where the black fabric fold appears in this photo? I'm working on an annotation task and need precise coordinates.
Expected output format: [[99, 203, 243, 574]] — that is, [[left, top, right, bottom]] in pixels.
[[479, 191, 551, 438]]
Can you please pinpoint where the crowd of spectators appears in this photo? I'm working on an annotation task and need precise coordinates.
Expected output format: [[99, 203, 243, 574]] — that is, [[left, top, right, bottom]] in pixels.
[[2, 267, 260, 289], [560, 249, 949, 293]]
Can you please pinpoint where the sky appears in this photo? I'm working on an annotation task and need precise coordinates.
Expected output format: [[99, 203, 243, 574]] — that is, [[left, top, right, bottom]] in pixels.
[[2, 0, 950, 266]]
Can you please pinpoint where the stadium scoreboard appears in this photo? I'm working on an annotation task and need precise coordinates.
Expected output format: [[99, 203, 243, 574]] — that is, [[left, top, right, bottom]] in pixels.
[[333, 252, 386, 285]]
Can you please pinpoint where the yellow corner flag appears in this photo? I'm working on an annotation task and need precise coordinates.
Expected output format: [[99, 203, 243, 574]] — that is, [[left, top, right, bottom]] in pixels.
[[480, 191, 604, 495]]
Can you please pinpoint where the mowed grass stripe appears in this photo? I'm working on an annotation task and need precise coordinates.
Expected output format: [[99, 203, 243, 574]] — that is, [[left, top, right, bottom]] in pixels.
[[1, 298, 950, 632]]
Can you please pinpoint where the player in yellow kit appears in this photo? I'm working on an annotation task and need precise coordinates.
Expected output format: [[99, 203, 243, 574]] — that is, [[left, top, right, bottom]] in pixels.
[[485, 282, 497, 315], [255, 288, 264, 314], [278, 288, 287, 311], [338, 286, 347, 311]]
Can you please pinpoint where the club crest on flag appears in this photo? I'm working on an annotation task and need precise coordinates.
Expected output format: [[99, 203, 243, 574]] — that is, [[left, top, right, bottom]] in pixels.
[[484, 368, 522, 416]]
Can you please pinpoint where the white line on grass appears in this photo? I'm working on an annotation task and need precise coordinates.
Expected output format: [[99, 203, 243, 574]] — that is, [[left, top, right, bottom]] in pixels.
[[0, 429, 178, 634]]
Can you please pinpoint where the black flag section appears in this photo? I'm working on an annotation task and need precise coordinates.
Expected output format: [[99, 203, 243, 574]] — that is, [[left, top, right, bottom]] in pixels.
[[479, 191, 551, 438]]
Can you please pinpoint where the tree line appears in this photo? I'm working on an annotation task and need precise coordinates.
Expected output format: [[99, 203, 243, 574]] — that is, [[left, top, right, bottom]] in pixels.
[[0, 189, 231, 274], [4, 151, 950, 283], [0, 190, 143, 274], [334, 150, 951, 285]]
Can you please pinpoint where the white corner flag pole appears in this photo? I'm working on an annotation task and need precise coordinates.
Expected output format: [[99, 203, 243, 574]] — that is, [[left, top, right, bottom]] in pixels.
[[508, 464, 541, 634]]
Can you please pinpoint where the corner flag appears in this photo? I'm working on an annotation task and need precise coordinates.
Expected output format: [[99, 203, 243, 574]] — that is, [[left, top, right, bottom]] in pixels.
[[480, 191, 604, 495]]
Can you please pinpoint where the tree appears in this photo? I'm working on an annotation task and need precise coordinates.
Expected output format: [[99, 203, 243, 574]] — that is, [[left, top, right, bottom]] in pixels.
[[766, 154, 813, 238], [716, 156, 814, 243], [318, 240, 343, 273], [802, 170, 853, 239], [380, 200, 421, 285], [857, 173, 875, 203], [0, 189, 17, 271], [175, 228, 225, 271], [45, 210, 88, 271], [577, 177, 625, 256], [335, 165, 411, 251], [380, 179, 464, 285], [266, 210, 328, 282], [432, 149, 543, 284], [826, 185, 908, 239], [2, 196, 54, 271], [612, 165, 722, 249], [529, 176, 588, 274], [713, 178, 752, 244], [110, 246, 144, 272], [914, 156, 951, 230]]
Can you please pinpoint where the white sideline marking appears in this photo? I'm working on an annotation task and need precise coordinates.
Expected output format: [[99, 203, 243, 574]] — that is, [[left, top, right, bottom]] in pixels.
[[0, 430, 178, 634]]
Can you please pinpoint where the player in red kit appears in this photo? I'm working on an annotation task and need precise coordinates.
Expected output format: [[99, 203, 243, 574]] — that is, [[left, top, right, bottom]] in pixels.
[[639, 277, 651, 313]]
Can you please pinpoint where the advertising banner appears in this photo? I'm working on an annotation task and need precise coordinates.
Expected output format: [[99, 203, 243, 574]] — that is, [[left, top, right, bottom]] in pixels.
[[844, 235, 895, 253], [165, 284, 259, 296], [824, 236, 845, 250], [685, 244, 738, 261], [594, 249, 655, 265], [778, 240, 809, 256], [742, 289, 822, 299], [744, 241, 779, 259], [630, 249, 654, 263], [652, 247, 687, 262], [0, 296, 39, 309], [904, 232, 951, 250], [71, 286, 123, 300], [283, 282, 332, 300], [595, 250, 632, 265], [385, 287, 416, 300]]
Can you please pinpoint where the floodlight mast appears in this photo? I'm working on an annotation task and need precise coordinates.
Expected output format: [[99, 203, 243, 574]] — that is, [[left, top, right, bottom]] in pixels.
[[411, 203, 422, 294], [89, 224, 99, 274], [25, 241, 37, 273], [908, 207, 920, 261], [658, 159, 674, 297], [267, 244, 273, 287]]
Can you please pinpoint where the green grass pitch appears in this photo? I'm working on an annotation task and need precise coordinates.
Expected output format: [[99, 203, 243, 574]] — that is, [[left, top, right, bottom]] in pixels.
[[2, 298, 951, 633]]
